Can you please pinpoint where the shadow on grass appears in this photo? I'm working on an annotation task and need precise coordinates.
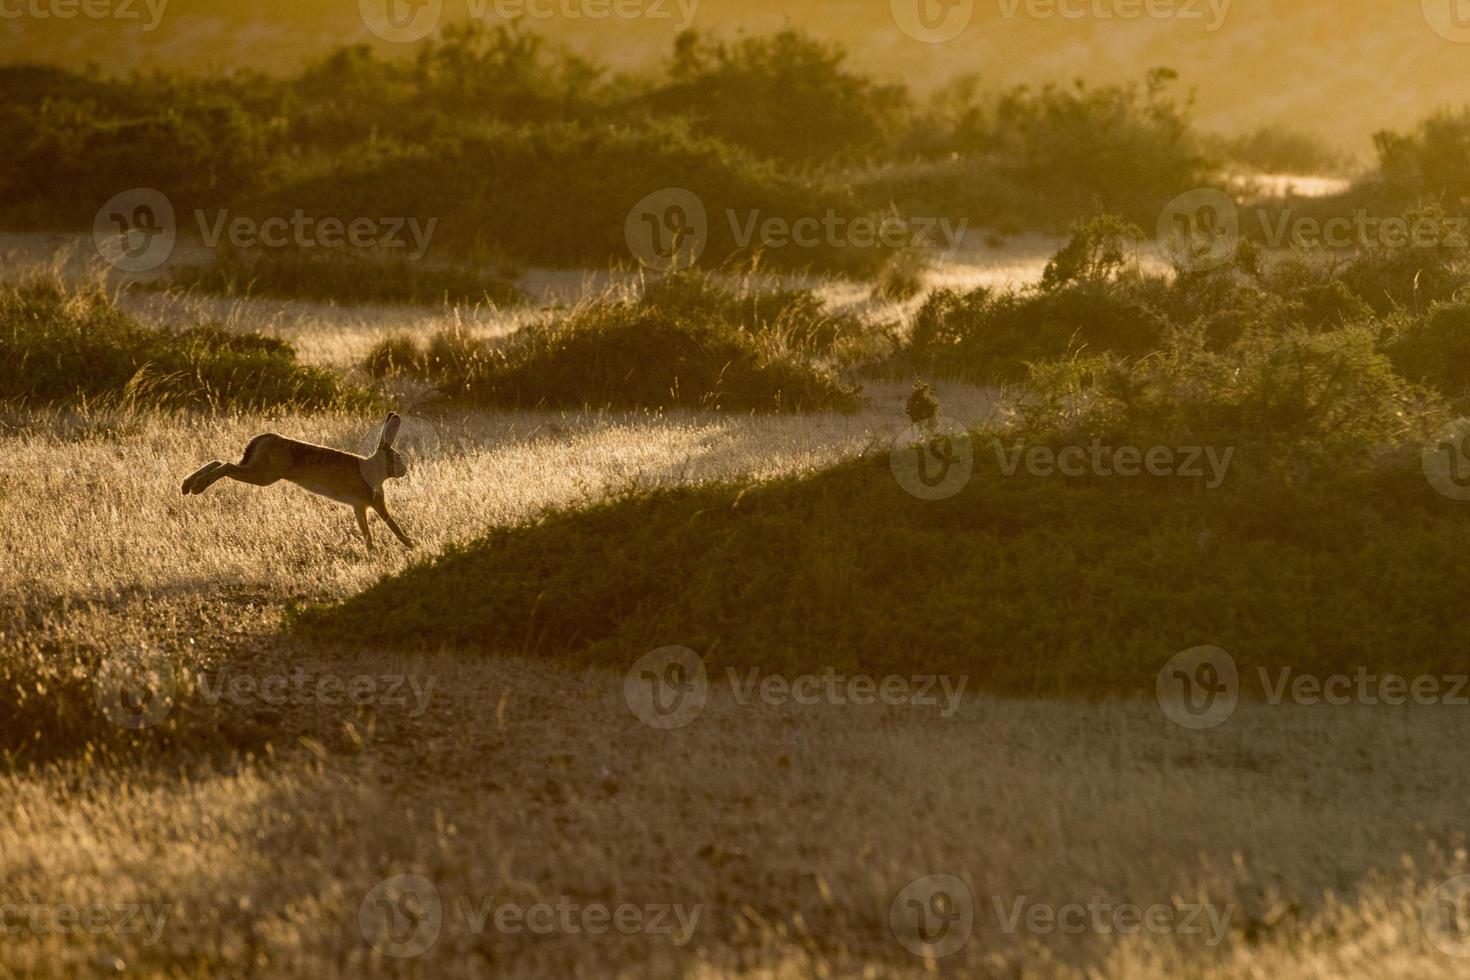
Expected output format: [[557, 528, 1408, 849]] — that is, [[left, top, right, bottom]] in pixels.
[[293, 445, 1470, 697]]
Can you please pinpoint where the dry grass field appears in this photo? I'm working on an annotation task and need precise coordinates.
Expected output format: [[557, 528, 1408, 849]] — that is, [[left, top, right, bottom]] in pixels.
[[4, 236, 1470, 977]]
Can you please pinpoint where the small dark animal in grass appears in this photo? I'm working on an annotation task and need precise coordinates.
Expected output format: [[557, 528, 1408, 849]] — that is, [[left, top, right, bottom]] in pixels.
[[181, 413, 414, 551], [906, 380, 941, 426]]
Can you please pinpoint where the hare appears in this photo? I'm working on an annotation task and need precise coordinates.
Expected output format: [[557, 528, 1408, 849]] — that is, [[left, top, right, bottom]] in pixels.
[[182, 413, 414, 550]]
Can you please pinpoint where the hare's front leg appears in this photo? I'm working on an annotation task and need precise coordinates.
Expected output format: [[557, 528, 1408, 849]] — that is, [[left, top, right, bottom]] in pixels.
[[372, 498, 415, 549]]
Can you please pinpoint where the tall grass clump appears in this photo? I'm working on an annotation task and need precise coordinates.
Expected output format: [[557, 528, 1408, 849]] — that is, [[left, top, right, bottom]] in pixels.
[[0, 277, 371, 411], [362, 272, 881, 410]]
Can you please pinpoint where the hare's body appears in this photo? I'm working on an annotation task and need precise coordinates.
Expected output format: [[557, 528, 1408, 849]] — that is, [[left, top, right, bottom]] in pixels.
[[182, 414, 413, 550]]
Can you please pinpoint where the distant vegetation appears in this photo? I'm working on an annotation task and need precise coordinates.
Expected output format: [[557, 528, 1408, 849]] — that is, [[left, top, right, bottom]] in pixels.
[[0, 26, 1213, 276], [0, 277, 371, 410], [1203, 123, 1348, 175], [897, 210, 1470, 417]]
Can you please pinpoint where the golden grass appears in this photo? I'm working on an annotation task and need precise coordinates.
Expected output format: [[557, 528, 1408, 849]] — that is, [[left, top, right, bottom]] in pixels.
[[2, 256, 1469, 977]]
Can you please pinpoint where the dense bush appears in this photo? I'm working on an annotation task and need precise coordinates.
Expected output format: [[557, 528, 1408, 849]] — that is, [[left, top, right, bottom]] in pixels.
[[1375, 107, 1470, 204], [901, 211, 1470, 387], [884, 69, 1209, 227], [1384, 300, 1470, 407], [645, 29, 908, 164], [0, 278, 369, 410]]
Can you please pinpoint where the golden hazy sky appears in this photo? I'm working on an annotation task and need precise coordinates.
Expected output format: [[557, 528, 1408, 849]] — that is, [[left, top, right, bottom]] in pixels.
[[3, 0, 1468, 149]]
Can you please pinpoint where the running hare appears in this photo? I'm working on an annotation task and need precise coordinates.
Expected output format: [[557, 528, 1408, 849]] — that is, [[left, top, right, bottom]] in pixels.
[[182, 413, 414, 550]]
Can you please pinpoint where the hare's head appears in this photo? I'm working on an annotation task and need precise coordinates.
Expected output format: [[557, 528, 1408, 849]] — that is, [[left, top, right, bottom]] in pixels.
[[377, 413, 408, 480]]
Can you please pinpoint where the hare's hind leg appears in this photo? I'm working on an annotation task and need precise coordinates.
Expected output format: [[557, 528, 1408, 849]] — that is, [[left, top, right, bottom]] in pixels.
[[182, 461, 226, 495], [183, 453, 282, 495]]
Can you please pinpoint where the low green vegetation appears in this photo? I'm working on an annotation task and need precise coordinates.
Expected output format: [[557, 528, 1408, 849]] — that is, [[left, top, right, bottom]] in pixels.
[[302, 214, 1470, 694], [0, 277, 371, 410], [899, 211, 1470, 402]]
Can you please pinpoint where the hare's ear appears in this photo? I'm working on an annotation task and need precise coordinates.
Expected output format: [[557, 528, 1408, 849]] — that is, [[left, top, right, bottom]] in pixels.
[[378, 413, 402, 450]]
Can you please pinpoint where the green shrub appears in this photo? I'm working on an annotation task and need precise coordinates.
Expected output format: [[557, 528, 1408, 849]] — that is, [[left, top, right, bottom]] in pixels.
[[1385, 300, 1470, 406], [0, 277, 370, 411], [1375, 108, 1470, 204], [1019, 326, 1424, 455], [646, 29, 908, 164]]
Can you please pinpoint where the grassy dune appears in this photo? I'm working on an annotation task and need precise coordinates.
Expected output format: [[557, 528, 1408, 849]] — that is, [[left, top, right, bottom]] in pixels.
[[4, 216, 1470, 976]]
